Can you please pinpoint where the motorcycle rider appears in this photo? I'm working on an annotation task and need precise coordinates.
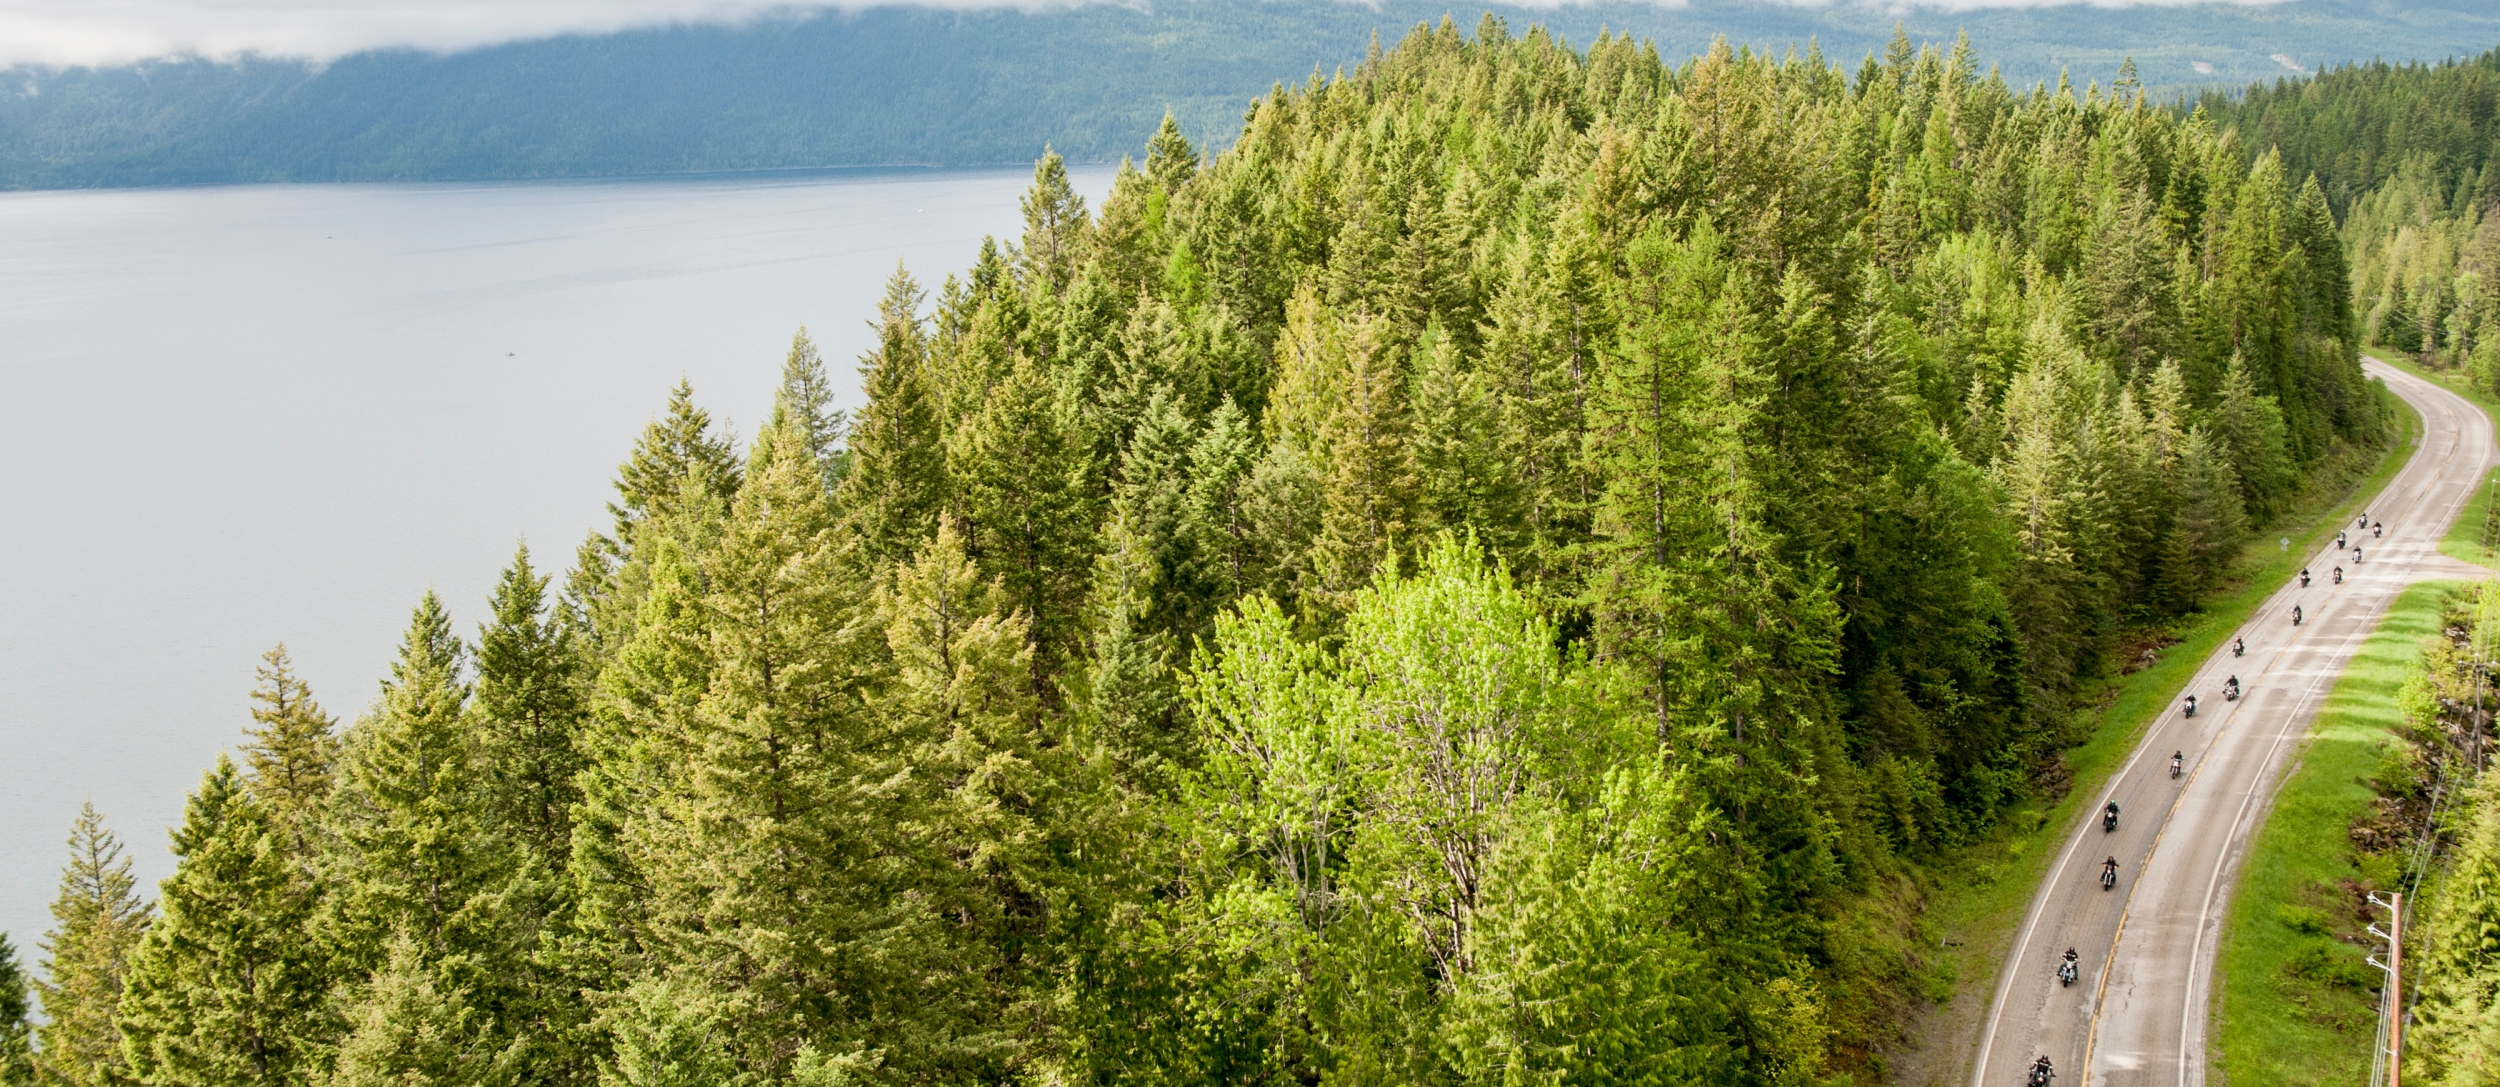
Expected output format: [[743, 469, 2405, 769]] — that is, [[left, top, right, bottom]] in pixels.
[[2356, 547, 2365, 563], [2101, 855, 2120, 888], [2058, 947, 2080, 985], [2226, 675, 2241, 700], [2103, 800, 2121, 831], [2294, 604, 2304, 626], [2376, 522, 2385, 538], [2031, 1054, 2056, 1086], [2171, 750, 2185, 777], [2335, 566, 2344, 584], [2185, 694, 2199, 716], [2233, 636, 2246, 657], [2302, 567, 2312, 587], [2340, 530, 2349, 549]]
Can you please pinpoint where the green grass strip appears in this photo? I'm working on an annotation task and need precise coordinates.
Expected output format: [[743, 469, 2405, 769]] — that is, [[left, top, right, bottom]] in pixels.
[[1891, 386, 2424, 1077], [2211, 579, 2466, 1086]]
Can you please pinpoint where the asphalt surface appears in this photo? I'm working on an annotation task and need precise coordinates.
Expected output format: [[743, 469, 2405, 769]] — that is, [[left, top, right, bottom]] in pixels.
[[1968, 360, 2497, 1087]]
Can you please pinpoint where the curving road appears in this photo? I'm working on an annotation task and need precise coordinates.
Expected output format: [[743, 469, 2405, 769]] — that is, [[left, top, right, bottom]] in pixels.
[[1968, 360, 2496, 1087]]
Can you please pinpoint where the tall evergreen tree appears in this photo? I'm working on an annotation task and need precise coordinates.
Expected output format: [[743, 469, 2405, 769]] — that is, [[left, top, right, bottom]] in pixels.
[[36, 803, 151, 1087], [770, 327, 848, 492], [0, 933, 31, 1087], [240, 645, 337, 857], [320, 592, 513, 1009], [117, 758, 327, 1087], [838, 266, 947, 571], [473, 543, 587, 865]]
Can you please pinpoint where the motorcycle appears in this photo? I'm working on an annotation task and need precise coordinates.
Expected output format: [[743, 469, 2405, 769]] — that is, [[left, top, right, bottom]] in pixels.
[[2102, 803, 2121, 832], [2334, 566, 2344, 584], [2058, 960, 2079, 986], [2225, 677, 2241, 701], [2029, 1058, 2056, 1087], [2376, 522, 2385, 538], [2184, 695, 2199, 718], [2101, 864, 2119, 891], [2294, 605, 2305, 627], [2233, 636, 2246, 658], [2301, 568, 2312, 588], [2170, 751, 2184, 779]]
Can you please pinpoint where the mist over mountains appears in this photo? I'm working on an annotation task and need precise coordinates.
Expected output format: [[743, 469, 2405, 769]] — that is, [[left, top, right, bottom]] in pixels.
[[1, 0, 2494, 189]]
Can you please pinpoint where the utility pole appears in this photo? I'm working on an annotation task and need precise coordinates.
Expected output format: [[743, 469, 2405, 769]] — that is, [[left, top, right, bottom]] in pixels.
[[2369, 891, 2406, 1087]]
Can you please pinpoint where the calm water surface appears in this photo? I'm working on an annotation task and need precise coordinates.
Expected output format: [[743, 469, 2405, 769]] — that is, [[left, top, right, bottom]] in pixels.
[[0, 165, 1113, 950]]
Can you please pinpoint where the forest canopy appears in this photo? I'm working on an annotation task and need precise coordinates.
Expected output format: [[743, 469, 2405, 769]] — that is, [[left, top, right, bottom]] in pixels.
[[1, 18, 2389, 1087]]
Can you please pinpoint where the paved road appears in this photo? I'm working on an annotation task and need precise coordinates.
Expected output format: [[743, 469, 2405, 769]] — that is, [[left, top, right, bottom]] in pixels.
[[1968, 360, 2496, 1087]]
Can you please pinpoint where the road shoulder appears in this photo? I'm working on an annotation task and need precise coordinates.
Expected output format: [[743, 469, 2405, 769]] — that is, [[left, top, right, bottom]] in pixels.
[[2211, 580, 2467, 1086], [1875, 391, 2423, 1086]]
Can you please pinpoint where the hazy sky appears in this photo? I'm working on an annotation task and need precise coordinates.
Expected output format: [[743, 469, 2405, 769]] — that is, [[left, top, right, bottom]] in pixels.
[[0, 0, 2298, 69]]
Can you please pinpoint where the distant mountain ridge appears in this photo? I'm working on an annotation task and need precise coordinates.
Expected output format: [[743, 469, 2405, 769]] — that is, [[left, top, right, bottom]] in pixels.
[[1, 0, 2493, 190]]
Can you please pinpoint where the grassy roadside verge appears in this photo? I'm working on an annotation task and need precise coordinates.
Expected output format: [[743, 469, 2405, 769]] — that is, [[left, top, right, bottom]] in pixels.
[[1866, 387, 2422, 1085], [2211, 580, 2464, 1087], [2367, 350, 2500, 570]]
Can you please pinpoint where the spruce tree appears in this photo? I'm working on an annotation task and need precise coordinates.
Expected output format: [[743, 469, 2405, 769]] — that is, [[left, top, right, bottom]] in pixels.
[[320, 593, 506, 985], [770, 327, 848, 491], [878, 518, 1060, 1079], [117, 758, 327, 1087], [35, 803, 150, 1087], [634, 422, 882, 1080], [608, 380, 743, 554], [240, 645, 336, 857], [949, 356, 1101, 687], [473, 543, 587, 865], [0, 933, 31, 1087], [837, 266, 947, 571], [565, 537, 712, 1007], [328, 936, 507, 1087], [1019, 147, 1092, 294]]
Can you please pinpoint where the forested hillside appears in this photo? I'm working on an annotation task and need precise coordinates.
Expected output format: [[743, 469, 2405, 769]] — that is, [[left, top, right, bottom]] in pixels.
[[0, 20, 2379, 1087], [2, 0, 2493, 189], [2201, 48, 2500, 376]]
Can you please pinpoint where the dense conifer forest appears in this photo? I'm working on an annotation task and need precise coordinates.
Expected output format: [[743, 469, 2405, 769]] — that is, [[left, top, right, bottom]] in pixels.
[[2200, 47, 2500, 382], [0, 19, 2412, 1087]]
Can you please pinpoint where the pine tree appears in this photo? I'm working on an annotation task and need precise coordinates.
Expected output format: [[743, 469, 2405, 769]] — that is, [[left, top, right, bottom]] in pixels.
[[35, 803, 151, 1087], [117, 758, 327, 1087], [0, 933, 32, 1087], [1408, 325, 1524, 559], [240, 645, 337, 856]]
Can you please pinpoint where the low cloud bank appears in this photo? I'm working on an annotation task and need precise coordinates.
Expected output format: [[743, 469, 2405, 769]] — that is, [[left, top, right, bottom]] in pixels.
[[0, 0, 2295, 70]]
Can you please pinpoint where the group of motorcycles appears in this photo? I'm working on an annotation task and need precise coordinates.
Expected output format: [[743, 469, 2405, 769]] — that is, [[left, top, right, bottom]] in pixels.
[[2028, 516, 2394, 1083]]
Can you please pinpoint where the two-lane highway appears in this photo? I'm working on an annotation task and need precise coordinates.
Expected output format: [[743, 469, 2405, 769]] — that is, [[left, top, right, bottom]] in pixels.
[[1970, 360, 2496, 1087]]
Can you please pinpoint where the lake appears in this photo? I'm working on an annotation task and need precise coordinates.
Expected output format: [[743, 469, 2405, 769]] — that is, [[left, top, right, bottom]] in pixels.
[[0, 164, 1115, 954]]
